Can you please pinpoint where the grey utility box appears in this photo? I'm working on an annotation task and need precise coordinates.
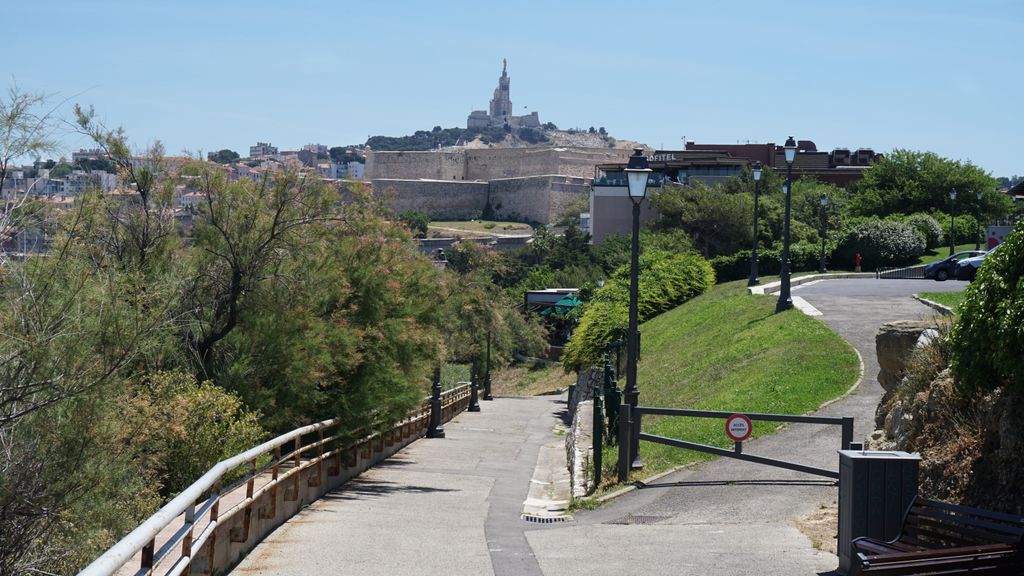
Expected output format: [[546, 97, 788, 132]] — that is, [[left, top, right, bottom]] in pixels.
[[837, 450, 921, 575]]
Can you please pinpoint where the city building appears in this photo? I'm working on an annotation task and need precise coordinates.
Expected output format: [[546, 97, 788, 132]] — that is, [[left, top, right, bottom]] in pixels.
[[466, 59, 540, 130], [586, 140, 881, 243], [249, 142, 278, 158]]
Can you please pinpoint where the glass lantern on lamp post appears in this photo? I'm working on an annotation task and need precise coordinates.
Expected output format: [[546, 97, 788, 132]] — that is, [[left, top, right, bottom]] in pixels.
[[949, 188, 957, 256], [975, 190, 983, 251], [747, 162, 763, 286], [776, 137, 798, 313], [818, 194, 829, 274], [623, 148, 651, 470]]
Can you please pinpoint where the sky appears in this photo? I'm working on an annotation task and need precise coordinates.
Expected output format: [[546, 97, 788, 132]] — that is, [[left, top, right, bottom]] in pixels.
[[7, 0, 1022, 177]]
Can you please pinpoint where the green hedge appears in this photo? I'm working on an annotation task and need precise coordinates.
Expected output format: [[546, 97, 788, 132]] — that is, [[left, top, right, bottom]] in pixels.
[[903, 213, 944, 249], [562, 250, 715, 371], [950, 220, 1024, 393], [834, 219, 926, 271], [710, 243, 823, 282]]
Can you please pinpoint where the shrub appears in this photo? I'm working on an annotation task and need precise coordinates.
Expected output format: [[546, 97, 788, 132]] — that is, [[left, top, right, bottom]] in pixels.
[[122, 371, 265, 496], [397, 209, 430, 238], [833, 219, 926, 270], [561, 250, 714, 371], [950, 220, 1024, 393], [710, 243, 824, 282], [903, 213, 944, 249], [933, 211, 980, 246]]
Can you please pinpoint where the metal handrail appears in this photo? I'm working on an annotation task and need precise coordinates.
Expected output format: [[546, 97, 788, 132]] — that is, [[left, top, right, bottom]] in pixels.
[[78, 418, 339, 576], [80, 382, 472, 576]]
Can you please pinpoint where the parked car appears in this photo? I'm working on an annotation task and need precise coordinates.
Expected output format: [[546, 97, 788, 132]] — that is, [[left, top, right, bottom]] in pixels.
[[924, 250, 986, 281], [955, 244, 1003, 281]]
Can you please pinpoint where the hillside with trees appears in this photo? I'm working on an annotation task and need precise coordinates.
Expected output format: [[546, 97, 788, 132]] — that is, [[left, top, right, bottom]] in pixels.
[[0, 95, 547, 574]]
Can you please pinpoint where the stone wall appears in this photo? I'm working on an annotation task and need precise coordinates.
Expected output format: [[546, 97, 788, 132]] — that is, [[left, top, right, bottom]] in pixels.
[[489, 175, 590, 224], [366, 150, 467, 180], [368, 147, 629, 182], [373, 179, 488, 220]]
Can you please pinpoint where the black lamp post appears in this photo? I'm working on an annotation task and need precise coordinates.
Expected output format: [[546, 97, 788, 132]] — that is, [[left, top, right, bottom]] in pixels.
[[818, 194, 829, 274], [776, 136, 798, 313], [623, 148, 651, 470], [949, 188, 957, 256], [975, 190, 983, 251], [747, 162, 763, 286]]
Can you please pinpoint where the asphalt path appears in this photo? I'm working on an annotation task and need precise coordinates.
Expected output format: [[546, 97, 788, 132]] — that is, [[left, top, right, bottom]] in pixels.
[[525, 278, 965, 576], [229, 278, 966, 576]]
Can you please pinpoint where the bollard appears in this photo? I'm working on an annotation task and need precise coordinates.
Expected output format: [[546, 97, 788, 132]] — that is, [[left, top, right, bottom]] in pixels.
[[468, 358, 481, 412], [426, 365, 445, 438], [483, 331, 494, 400], [592, 380, 603, 488], [617, 404, 632, 483]]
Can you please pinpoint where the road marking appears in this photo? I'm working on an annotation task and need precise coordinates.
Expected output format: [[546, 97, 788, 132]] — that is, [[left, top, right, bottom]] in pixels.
[[792, 296, 822, 316]]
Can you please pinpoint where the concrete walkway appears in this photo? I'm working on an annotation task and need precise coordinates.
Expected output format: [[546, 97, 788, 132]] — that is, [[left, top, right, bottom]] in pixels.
[[525, 278, 965, 576], [231, 278, 965, 576], [233, 395, 566, 576]]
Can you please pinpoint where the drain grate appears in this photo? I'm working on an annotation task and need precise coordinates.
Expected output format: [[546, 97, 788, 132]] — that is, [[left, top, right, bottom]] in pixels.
[[606, 514, 672, 525], [522, 514, 571, 524]]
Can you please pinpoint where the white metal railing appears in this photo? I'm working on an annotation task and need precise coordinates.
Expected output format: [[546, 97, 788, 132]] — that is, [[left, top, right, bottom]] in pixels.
[[79, 382, 471, 576]]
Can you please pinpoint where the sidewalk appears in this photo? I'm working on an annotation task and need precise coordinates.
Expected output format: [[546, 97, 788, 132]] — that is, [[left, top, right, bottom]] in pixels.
[[232, 395, 565, 576]]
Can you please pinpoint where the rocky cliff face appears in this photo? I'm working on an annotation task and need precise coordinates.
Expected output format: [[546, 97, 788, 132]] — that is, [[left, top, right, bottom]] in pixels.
[[868, 319, 1024, 514]]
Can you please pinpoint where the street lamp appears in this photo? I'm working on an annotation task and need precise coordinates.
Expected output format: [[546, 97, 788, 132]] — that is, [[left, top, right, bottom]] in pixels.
[[818, 194, 829, 274], [623, 148, 651, 470], [747, 162, 763, 286], [776, 136, 798, 313], [975, 190, 983, 251], [949, 188, 957, 256]]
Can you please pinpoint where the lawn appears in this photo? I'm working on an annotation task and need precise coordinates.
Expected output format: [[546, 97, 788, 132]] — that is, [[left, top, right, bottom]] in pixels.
[[596, 279, 860, 487], [916, 244, 983, 265], [918, 290, 964, 312], [492, 360, 575, 397], [428, 220, 533, 238]]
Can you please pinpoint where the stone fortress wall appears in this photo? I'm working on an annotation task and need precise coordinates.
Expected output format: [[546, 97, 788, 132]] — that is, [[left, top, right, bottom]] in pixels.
[[367, 147, 627, 225]]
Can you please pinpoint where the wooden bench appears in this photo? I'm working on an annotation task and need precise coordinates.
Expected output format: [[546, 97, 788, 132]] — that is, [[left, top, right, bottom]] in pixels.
[[851, 496, 1023, 575]]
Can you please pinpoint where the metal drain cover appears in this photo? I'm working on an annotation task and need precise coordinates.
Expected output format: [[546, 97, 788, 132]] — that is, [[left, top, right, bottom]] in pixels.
[[522, 514, 571, 524], [607, 514, 672, 525]]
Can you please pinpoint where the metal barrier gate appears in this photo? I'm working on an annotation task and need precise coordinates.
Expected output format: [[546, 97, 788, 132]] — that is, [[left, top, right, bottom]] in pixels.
[[616, 405, 854, 482]]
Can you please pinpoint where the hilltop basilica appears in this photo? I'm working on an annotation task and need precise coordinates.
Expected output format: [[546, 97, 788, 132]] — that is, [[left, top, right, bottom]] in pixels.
[[467, 59, 541, 130]]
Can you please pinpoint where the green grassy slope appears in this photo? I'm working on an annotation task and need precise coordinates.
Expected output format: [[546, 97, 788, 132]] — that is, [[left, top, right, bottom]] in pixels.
[[600, 280, 860, 483]]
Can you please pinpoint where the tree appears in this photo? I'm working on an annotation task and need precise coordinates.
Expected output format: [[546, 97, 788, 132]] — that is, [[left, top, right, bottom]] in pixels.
[[851, 150, 1011, 222], [209, 149, 240, 164], [0, 86, 59, 257], [650, 180, 753, 258], [397, 209, 430, 238]]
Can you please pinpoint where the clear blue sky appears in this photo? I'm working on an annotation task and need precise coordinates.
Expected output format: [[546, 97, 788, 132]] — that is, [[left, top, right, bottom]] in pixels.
[[8, 0, 1021, 177]]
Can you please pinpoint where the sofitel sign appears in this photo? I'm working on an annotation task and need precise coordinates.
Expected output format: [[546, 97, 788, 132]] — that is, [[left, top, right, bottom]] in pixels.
[[647, 153, 677, 162]]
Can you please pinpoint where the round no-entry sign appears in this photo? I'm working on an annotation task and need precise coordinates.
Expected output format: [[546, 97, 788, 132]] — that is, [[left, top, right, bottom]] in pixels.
[[725, 414, 752, 442]]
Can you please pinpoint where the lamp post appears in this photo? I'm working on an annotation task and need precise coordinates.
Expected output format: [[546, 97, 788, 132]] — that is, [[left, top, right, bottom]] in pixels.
[[975, 190, 983, 251], [747, 162, 763, 286], [776, 136, 798, 313], [818, 194, 829, 274], [623, 148, 651, 470], [949, 188, 957, 256]]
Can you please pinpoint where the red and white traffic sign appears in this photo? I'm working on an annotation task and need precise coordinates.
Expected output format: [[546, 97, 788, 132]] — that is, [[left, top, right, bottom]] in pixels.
[[725, 413, 752, 442]]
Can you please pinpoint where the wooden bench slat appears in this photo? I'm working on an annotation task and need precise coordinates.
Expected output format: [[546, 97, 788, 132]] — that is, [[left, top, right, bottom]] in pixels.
[[853, 496, 1024, 576], [904, 518, 1019, 547], [912, 498, 1024, 526], [909, 504, 1024, 541]]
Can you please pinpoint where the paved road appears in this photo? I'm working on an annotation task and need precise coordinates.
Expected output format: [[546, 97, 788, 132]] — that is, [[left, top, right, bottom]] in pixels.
[[230, 278, 963, 576], [233, 395, 566, 576], [526, 278, 964, 575]]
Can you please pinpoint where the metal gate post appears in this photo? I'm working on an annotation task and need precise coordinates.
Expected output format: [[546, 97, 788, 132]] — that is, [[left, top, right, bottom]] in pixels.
[[468, 357, 481, 412], [593, 380, 603, 488], [617, 404, 632, 483], [427, 365, 445, 438]]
